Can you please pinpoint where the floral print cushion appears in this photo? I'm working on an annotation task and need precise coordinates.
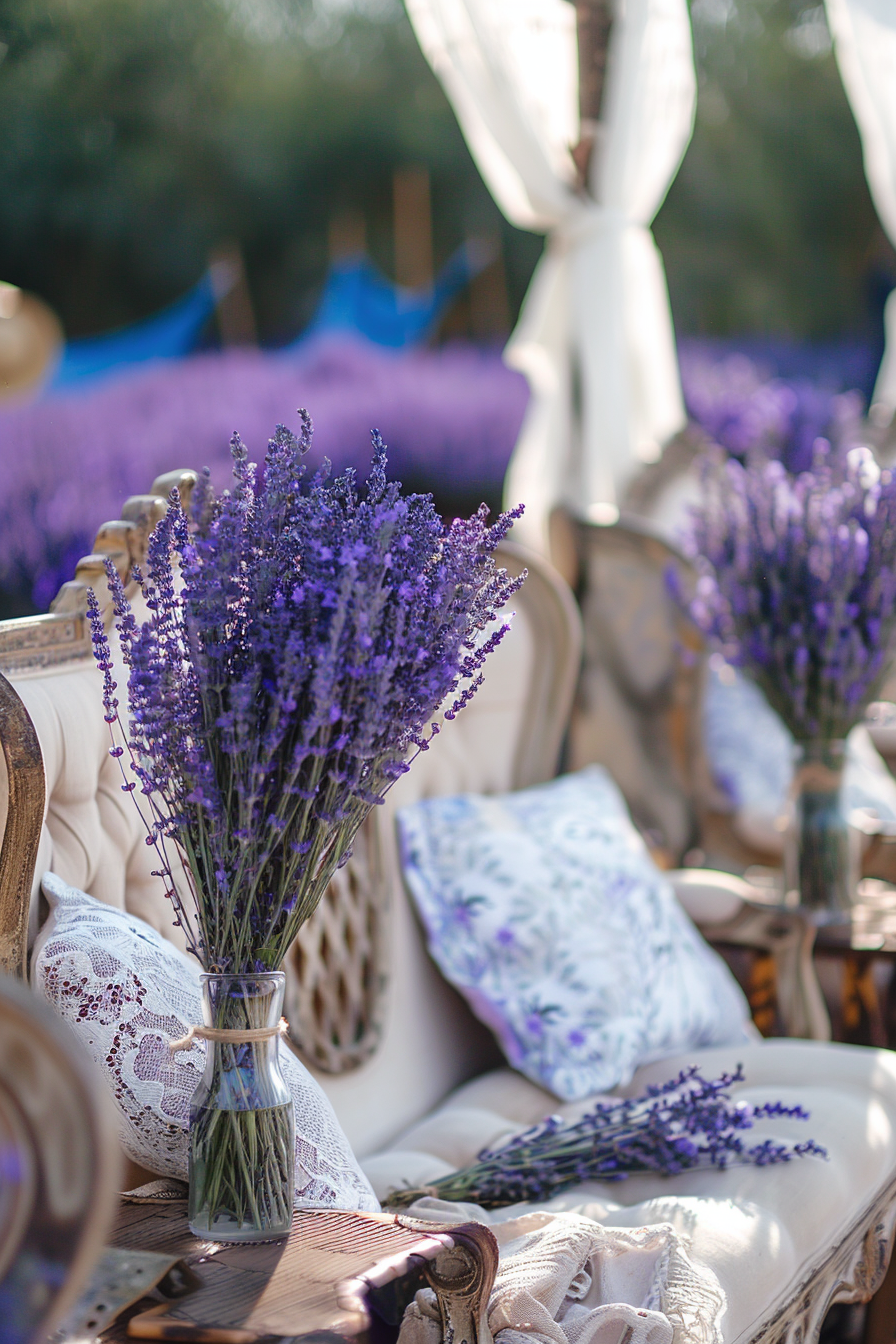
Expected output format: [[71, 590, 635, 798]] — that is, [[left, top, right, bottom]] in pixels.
[[398, 767, 751, 1103], [32, 872, 379, 1211]]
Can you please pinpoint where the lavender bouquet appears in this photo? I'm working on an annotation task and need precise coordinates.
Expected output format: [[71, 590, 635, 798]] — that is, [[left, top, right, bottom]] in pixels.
[[687, 443, 896, 913], [689, 443, 896, 744], [90, 412, 523, 1239], [386, 1066, 825, 1210], [679, 348, 864, 475]]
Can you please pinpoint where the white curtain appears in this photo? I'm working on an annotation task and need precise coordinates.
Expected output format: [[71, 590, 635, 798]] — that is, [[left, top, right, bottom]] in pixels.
[[825, 0, 896, 421], [405, 0, 696, 552]]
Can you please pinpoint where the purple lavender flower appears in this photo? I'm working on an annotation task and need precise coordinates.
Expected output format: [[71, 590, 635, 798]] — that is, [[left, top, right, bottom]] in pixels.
[[386, 1065, 826, 1208], [685, 443, 896, 741], [679, 349, 864, 475], [0, 336, 528, 607], [89, 414, 524, 973]]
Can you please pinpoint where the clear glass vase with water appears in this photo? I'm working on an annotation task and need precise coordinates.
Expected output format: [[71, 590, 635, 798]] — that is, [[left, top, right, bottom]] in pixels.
[[784, 740, 858, 922], [188, 971, 295, 1242]]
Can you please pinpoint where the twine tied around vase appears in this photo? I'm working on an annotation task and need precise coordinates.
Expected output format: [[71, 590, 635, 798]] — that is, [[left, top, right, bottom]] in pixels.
[[169, 1017, 289, 1054], [792, 760, 843, 794]]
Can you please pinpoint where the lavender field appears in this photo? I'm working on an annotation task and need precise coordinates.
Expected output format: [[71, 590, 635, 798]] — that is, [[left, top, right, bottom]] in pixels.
[[0, 337, 528, 612], [0, 332, 879, 614]]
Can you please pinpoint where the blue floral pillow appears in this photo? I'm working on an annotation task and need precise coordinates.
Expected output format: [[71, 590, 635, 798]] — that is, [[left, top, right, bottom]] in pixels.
[[398, 766, 751, 1102]]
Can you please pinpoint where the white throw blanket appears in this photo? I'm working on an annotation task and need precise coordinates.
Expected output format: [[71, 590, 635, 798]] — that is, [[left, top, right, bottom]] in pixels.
[[399, 1204, 725, 1344]]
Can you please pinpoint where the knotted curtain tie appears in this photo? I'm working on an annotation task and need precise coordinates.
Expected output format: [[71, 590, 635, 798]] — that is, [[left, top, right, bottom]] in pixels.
[[169, 1017, 289, 1054]]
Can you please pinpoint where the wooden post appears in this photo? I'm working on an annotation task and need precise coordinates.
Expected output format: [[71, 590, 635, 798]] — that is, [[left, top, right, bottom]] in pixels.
[[393, 164, 434, 292], [328, 209, 367, 261], [569, 0, 614, 193], [469, 234, 511, 341], [208, 242, 258, 347]]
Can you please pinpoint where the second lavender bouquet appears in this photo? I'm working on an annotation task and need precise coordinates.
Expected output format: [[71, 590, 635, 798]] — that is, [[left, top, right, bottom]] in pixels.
[[688, 443, 896, 915], [90, 412, 523, 1241]]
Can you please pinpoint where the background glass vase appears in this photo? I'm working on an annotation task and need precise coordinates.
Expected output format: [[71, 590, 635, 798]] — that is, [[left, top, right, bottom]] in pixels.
[[784, 741, 860, 923], [188, 972, 295, 1243]]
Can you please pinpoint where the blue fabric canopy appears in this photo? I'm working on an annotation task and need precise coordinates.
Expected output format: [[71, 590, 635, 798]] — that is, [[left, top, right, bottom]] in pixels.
[[300, 241, 492, 349], [42, 240, 490, 396], [48, 272, 218, 393]]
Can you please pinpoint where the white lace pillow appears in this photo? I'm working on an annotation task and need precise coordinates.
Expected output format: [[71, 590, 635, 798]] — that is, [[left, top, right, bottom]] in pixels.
[[32, 873, 379, 1212], [398, 766, 752, 1102]]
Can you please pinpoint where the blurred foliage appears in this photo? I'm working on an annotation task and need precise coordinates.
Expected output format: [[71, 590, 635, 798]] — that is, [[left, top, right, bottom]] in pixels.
[[656, 0, 895, 341], [0, 0, 540, 339], [0, 0, 892, 343]]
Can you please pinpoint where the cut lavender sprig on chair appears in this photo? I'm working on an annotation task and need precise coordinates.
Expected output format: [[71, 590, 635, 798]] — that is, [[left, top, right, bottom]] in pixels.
[[386, 1065, 826, 1210], [88, 411, 524, 1240]]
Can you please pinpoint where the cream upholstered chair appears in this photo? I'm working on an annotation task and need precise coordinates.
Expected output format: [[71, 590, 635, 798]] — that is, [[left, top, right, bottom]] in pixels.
[[2, 477, 896, 1344]]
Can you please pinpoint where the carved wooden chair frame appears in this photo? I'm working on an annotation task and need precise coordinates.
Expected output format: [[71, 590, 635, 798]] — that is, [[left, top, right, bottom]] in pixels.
[[9, 475, 896, 1344], [0, 481, 831, 1046]]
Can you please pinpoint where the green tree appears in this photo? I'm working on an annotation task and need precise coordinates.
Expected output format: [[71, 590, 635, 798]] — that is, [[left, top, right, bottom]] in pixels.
[[0, 0, 538, 340], [0, 0, 889, 344], [655, 0, 893, 340]]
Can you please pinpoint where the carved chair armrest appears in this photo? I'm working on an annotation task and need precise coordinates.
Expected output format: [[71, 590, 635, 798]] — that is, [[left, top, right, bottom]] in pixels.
[[395, 1216, 499, 1344], [669, 869, 831, 1042], [0, 673, 44, 978]]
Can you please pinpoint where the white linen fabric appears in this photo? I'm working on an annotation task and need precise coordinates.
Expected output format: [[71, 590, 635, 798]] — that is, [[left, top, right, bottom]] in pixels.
[[404, 0, 696, 550], [32, 872, 379, 1212], [825, 0, 896, 417], [703, 661, 896, 852], [399, 1208, 724, 1344], [397, 767, 750, 1102]]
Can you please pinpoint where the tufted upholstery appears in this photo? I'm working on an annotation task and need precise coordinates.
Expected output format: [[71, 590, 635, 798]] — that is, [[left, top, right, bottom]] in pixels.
[[1, 540, 582, 1156], [8, 650, 188, 955]]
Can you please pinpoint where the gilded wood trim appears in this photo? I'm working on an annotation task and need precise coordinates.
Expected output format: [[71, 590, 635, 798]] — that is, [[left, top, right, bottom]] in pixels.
[[0, 611, 90, 675], [0, 468, 197, 668], [0, 468, 194, 974], [0, 673, 45, 978], [742, 1168, 896, 1344], [421, 1221, 499, 1344]]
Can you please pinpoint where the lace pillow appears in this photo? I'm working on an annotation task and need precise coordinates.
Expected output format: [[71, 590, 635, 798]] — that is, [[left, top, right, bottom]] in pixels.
[[32, 873, 379, 1212], [398, 766, 751, 1103]]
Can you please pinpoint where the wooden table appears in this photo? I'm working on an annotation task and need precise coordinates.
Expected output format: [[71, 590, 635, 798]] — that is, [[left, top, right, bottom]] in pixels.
[[65, 1191, 498, 1344], [704, 874, 896, 1044], [812, 880, 896, 1047]]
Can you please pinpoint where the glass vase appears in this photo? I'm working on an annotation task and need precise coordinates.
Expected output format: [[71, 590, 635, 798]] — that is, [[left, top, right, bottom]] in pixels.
[[784, 740, 858, 922], [188, 972, 295, 1242]]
